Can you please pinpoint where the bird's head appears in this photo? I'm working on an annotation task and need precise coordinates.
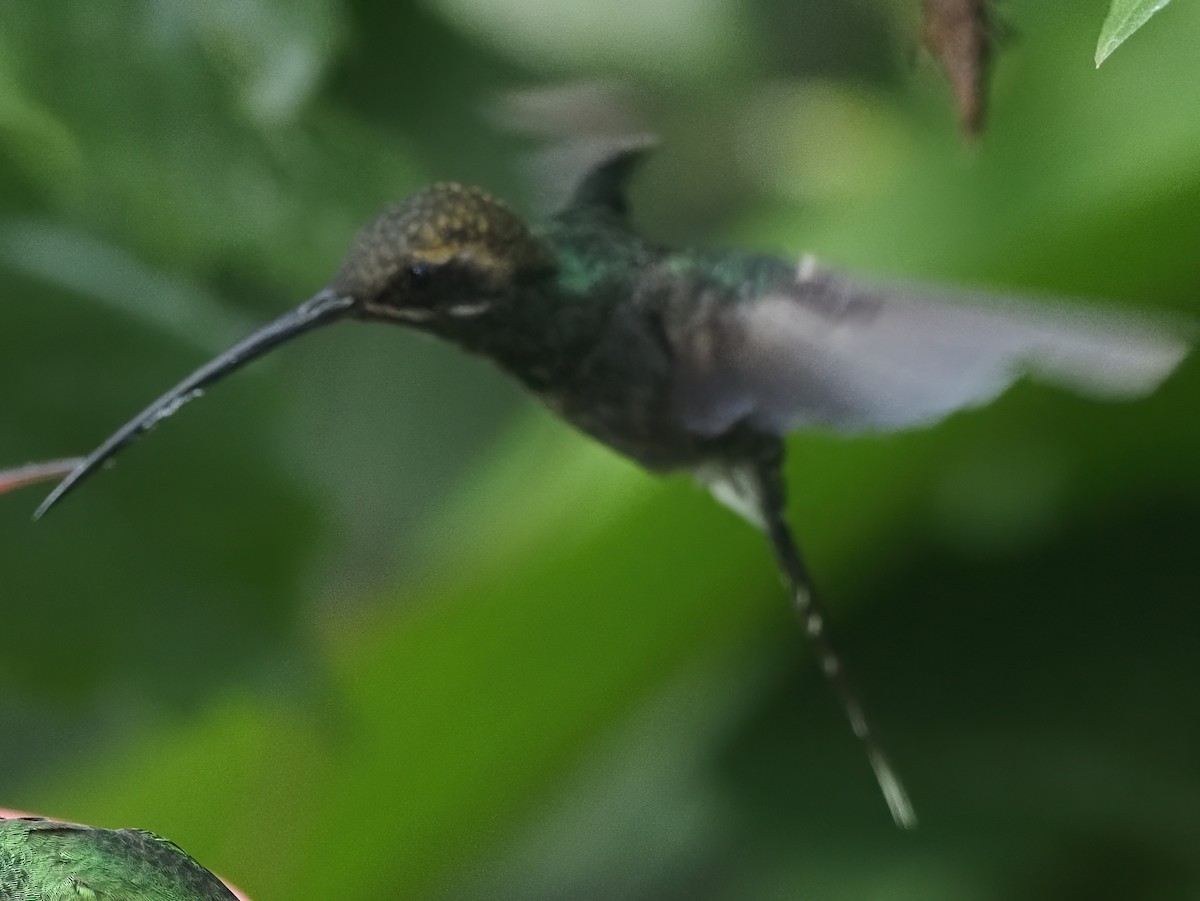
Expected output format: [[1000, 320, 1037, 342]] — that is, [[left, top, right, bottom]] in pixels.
[[335, 183, 554, 333], [34, 182, 555, 518]]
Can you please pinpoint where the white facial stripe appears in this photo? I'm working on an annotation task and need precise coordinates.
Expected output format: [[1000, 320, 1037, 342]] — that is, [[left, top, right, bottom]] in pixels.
[[367, 304, 436, 323], [447, 302, 491, 318], [367, 302, 492, 323]]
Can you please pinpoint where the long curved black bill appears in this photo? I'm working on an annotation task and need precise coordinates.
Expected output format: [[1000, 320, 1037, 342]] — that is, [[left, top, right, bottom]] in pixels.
[[34, 289, 356, 520]]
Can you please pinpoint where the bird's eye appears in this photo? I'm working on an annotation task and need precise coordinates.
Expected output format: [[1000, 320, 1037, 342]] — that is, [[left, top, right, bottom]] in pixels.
[[409, 263, 433, 288]]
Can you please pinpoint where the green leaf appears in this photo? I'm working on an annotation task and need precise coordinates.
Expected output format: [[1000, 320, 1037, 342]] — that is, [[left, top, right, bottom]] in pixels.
[[1096, 0, 1174, 66]]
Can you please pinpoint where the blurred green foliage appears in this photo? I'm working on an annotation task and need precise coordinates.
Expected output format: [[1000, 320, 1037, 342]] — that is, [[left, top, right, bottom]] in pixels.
[[2, 1, 1198, 898]]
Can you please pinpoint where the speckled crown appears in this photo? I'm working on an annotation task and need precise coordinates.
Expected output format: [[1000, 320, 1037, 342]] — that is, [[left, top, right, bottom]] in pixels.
[[332, 183, 549, 297]]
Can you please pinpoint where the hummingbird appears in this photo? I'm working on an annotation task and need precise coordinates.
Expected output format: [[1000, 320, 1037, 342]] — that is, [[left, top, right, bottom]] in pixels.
[[0, 815, 240, 900], [31, 147, 1189, 828]]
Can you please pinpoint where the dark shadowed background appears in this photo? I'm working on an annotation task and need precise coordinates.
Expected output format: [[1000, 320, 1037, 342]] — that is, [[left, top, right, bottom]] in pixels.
[[2, 1, 1198, 898]]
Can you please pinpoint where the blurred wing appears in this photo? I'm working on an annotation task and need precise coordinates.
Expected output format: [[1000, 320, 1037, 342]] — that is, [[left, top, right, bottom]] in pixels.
[[489, 81, 656, 215], [674, 260, 1191, 436]]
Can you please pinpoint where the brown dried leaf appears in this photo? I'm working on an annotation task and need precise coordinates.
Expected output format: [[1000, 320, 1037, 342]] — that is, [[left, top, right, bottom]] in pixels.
[[921, 0, 996, 140]]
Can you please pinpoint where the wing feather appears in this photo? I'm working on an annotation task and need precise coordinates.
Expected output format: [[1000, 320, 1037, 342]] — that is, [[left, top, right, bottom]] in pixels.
[[673, 261, 1190, 436]]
